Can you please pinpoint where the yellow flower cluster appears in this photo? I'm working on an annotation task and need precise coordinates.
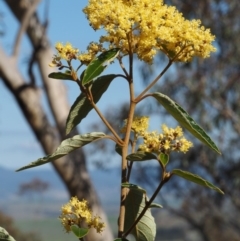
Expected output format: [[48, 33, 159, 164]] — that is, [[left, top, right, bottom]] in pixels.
[[139, 124, 193, 154], [121, 116, 149, 135], [59, 197, 105, 234], [49, 42, 103, 67], [49, 42, 79, 67], [78, 42, 103, 65], [83, 0, 216, 63]]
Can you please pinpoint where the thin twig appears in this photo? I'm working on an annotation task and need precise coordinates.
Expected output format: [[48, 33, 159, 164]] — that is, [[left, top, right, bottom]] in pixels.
[[90, 100, 124, 145], [135, 59, 173, 102], [118, 57, 130, 78], [135, 44, 193, 102], [100, 134, 120, 144]]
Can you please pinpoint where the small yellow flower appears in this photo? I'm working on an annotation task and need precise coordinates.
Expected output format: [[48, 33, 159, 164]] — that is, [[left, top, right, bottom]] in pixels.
[[163, 140, 171, 150], [140, 131, 159, 152], [179, 138, 193, 153], [59, 197, 105, 234], [88, 216, 106, 233], [55, 42, 64, 52], [174, 126, 183, 138], [61, 204, 72, 215], [49, 42, 80, 68], [161, 124, 183, 140], [49, 55, 62, 67], [121, 116, 149, 135], [56, 42, 79, 61], [78, 42, 103, 65]]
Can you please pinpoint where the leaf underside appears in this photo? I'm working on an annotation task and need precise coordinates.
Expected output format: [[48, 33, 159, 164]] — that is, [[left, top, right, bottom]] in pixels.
[[149, 203, 163, 209], [0, 227, 16, 241], [124, 185, 156, 241], [16, 132, 105, 171]]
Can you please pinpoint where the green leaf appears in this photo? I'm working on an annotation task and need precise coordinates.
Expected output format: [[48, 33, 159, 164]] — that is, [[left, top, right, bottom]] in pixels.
[[70, 225, 89, 238], [122, 183, 146, 194], [48, 72, 75, 81], [124, 185, 156, 241], [152, 92, 221, 154], [16, 132, 105, 171], [126, 152, 157, 162], [83, 64, 106, 85], [115, 143, 122, 156], [172, 169, 224, 194], [0, 227, 16, 241], [82, 48, 120, 85], [159, 153, 169, 166], [66, 74, 117, 134], [149, 203, 163, 209]]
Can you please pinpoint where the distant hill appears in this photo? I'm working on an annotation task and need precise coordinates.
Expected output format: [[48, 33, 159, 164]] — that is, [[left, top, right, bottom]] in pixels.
[[0, 165, 120, 208], [0, 166, 65, 197]]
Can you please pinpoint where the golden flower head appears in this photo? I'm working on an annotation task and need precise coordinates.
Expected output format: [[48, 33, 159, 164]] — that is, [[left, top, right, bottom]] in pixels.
[[56, 42, 79, 61], [83, 0, 216, 63], [59, 197, 105, 234], [78, 42, 103, 65], [139, 124, 193, 154], [121, 116, 149, 135], [49, 42, 103, 67], [49, 42, 79, 68]]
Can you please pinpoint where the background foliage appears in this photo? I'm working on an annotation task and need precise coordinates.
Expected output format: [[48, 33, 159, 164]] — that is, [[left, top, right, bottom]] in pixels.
[[89, 1, 240, 240]]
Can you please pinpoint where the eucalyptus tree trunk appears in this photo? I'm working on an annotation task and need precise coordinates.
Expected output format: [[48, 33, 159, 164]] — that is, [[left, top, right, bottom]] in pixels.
[[0, 1, 113, 240]]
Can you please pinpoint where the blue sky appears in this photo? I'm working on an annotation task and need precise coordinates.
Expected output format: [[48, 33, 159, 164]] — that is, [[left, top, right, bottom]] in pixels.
[[0, 1, 161, 170]]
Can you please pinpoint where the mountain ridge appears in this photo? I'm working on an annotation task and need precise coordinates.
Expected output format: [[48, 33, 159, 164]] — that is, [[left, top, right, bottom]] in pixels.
[[0, 165, 120, 204]]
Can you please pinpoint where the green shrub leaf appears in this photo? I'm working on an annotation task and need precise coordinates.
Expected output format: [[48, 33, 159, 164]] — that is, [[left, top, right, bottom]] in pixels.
[[152, 92, 221, 154], [66, 74, 117, 134], [82, 48, 120, 85], [70, 225, 89, 238], [0, 227, 16, 241], [48, 72, 75, 81], [159, 153, 169, 166], [172, 169, 224, 194], [124, 185, 156, 241], [122, 183, 146, 193], [115, 143, 122, 156], [16, 132, 105, 171], [126, 152, 157, 162]]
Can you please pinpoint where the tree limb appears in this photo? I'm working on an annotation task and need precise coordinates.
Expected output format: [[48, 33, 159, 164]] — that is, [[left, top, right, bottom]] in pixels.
[[1, 1, 114, 240], [12, 0, 41, 57]]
